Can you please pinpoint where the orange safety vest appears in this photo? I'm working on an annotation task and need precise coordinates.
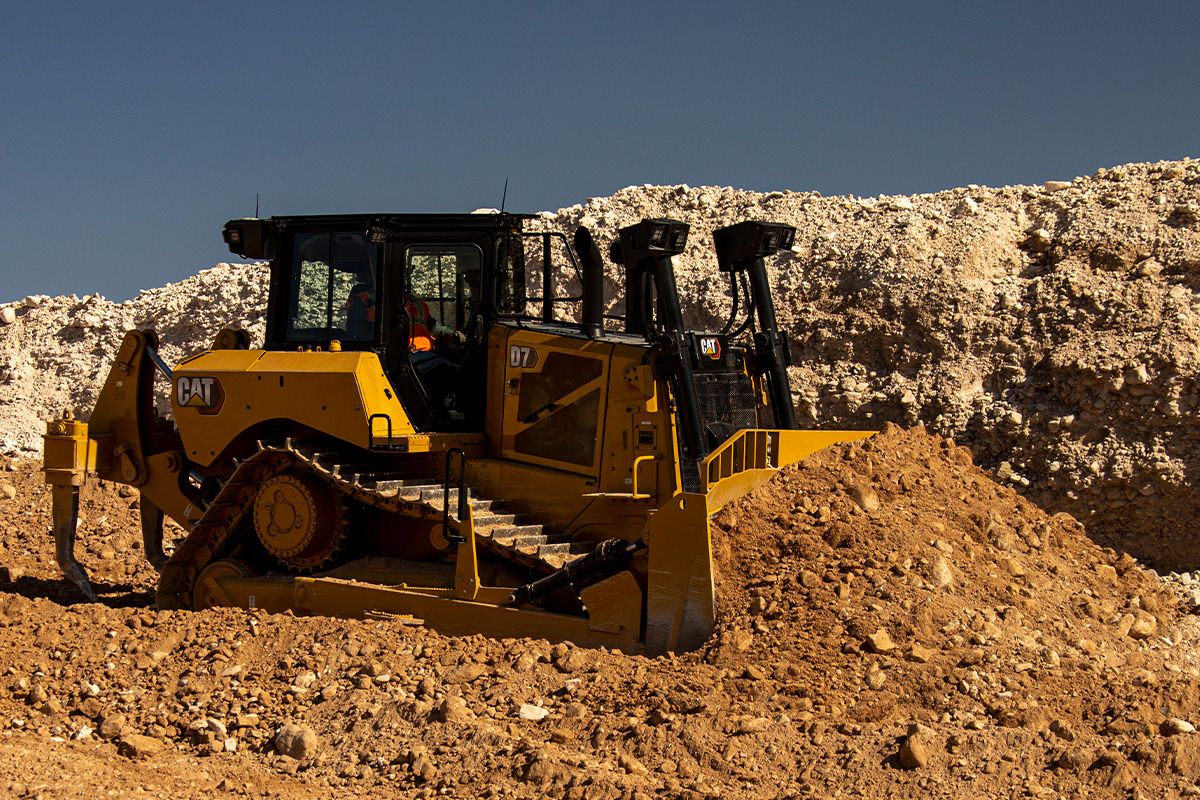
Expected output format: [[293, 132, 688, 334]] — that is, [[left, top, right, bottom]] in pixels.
[[405, 299, 435, 352]]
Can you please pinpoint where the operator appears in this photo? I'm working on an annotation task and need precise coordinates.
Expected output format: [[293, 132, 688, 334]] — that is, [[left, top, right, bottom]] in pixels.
[[345, 273, 376, 340], [404, 293, 464, 410]]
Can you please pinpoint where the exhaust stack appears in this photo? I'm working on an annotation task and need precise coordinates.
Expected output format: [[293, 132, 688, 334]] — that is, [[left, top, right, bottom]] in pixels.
[[713, 221, 799, 429]]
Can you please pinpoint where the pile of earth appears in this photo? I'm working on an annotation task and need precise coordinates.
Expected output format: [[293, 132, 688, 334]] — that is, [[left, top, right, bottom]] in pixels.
[[0, 425, 1196, 798], [2, 159, 1199, 570]]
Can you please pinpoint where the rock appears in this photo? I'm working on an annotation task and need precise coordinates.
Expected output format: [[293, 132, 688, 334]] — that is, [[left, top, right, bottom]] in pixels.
[[444, 663, 487, 684], [1132, 261, 1161, 280], [899, 735, 929, 769], [619, 753, 649, 775], [0, 565, 24, 583], [1055, 748, 1094, 772], [435, 695, 472, 724], [1173, 203, 1200, 224], [847, 484, 879, 512], [729, 629, 754, 652], [1043, 180, 1072, 192], [1024, 229, 1052, 253], [0, 308, 15, 326], [292, 670, 317, 689], [99, 714, 128, 739], [0, 484, 14, 501], [928, 557, 953, 589], [908, 645, 934, 663], [1124, 364, 1150, 385], [736, 716, 773, 734], [1128, 611, 1157, 640], [1163, 718, 1196, 736], [742, 664, 768, 681], [518, 703, 549, 722], [955, 197, 980, 216], [117, 734, 167, 759], [411, 753, 437, 781], [274, 723, 320, 760], [866, 629, 896, 653]]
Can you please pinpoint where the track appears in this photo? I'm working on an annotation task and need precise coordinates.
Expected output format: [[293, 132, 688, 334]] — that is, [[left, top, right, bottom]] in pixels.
[[156, 438, 600, 610]]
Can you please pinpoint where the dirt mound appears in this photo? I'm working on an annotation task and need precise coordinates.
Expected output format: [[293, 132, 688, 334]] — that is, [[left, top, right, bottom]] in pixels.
[[0, 427, 1197, 797]]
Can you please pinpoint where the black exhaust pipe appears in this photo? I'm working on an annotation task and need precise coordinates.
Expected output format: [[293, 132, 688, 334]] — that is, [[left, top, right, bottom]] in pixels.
[[614, 220, 708, 474], [573, 226, 605, 339], [713, 221, 798, 429]]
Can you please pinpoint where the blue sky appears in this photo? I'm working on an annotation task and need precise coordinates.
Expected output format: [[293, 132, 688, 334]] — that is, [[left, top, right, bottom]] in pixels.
[[1, 1, 1197, 300]]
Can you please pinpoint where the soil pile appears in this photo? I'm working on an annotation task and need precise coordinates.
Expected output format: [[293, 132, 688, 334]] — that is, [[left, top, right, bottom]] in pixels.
[[0, 426, 1196, 798], [2, 159, 1199, 568]]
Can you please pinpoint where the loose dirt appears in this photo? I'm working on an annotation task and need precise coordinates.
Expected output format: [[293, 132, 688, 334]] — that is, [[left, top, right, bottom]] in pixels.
[[0, 426, 1197, 798]]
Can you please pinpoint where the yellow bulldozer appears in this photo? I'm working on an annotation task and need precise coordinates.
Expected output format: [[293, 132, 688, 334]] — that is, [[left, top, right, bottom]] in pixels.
[[43, 212, 870, 655]]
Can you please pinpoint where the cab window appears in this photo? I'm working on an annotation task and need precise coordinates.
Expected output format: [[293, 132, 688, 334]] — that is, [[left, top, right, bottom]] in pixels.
[[405, 244, 483, 334], [288, 232, 378, 343]]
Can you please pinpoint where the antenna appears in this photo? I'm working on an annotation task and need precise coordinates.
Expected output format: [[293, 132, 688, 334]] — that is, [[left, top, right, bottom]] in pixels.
[[500, 179, 508, 214], [255, 193, 260, 218]]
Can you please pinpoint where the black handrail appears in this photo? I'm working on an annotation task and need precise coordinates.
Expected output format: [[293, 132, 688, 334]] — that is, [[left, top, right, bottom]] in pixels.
[[367, 413, 394, 449], [442, 448, 468, 545]]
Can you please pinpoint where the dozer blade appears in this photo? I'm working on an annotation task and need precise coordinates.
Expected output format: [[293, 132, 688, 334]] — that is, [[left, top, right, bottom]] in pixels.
[[701, 428, 876, 512], [51, 485, 97, 601]]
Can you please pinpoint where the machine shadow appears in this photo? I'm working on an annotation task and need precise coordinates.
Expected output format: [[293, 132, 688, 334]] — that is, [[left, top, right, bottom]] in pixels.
[[0, 576, 154, 609]]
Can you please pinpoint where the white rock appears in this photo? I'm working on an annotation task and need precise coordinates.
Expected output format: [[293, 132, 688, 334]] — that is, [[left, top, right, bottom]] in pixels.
[[0, 307, 15, 325], [518, 703, 549, 721], [955, 197, 980, 216], [1165, 718, 1195, 735]]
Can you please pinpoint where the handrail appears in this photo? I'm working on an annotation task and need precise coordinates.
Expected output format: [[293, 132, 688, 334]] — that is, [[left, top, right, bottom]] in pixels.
[[442, 448, 467, 545], [700, 429, 778, 494], [631, 454, 659, 499], [367, 413, 394, 450]]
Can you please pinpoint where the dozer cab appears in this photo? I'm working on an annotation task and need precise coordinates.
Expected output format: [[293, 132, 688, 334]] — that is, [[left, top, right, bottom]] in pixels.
[[44, 212, 871, 655]]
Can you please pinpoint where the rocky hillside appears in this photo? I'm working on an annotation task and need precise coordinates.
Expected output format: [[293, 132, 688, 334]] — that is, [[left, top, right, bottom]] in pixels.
[[1, 158, 1198, 570]]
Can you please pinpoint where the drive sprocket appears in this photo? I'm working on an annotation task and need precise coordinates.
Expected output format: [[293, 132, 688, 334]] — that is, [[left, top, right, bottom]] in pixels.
[[252, 472, 348, 572]]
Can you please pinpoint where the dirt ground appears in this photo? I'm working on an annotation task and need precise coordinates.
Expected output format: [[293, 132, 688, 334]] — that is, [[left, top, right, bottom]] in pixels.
[[0, 426, 1197, 798]]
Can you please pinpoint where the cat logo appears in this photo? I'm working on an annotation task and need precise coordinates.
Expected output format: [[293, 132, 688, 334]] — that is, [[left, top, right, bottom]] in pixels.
[[175, 376, 224, 415], [698, 337, 722, 360]]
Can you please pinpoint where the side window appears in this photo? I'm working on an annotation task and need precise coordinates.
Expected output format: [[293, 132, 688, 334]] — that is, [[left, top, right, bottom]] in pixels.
[[493, 234, 527, 316], [404, 245, 483, 335], [288, 232, 377, 342]]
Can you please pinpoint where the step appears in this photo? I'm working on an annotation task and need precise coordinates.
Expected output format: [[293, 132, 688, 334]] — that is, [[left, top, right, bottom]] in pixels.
[[535, 541, 596, 558], [487, 526, 547, 544], [471, 513, 518, 527], [540, 552, 588, 571]]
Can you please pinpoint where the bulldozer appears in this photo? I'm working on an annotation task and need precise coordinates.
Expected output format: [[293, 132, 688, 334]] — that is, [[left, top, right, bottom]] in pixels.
[[43, 212, 871, 655]]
